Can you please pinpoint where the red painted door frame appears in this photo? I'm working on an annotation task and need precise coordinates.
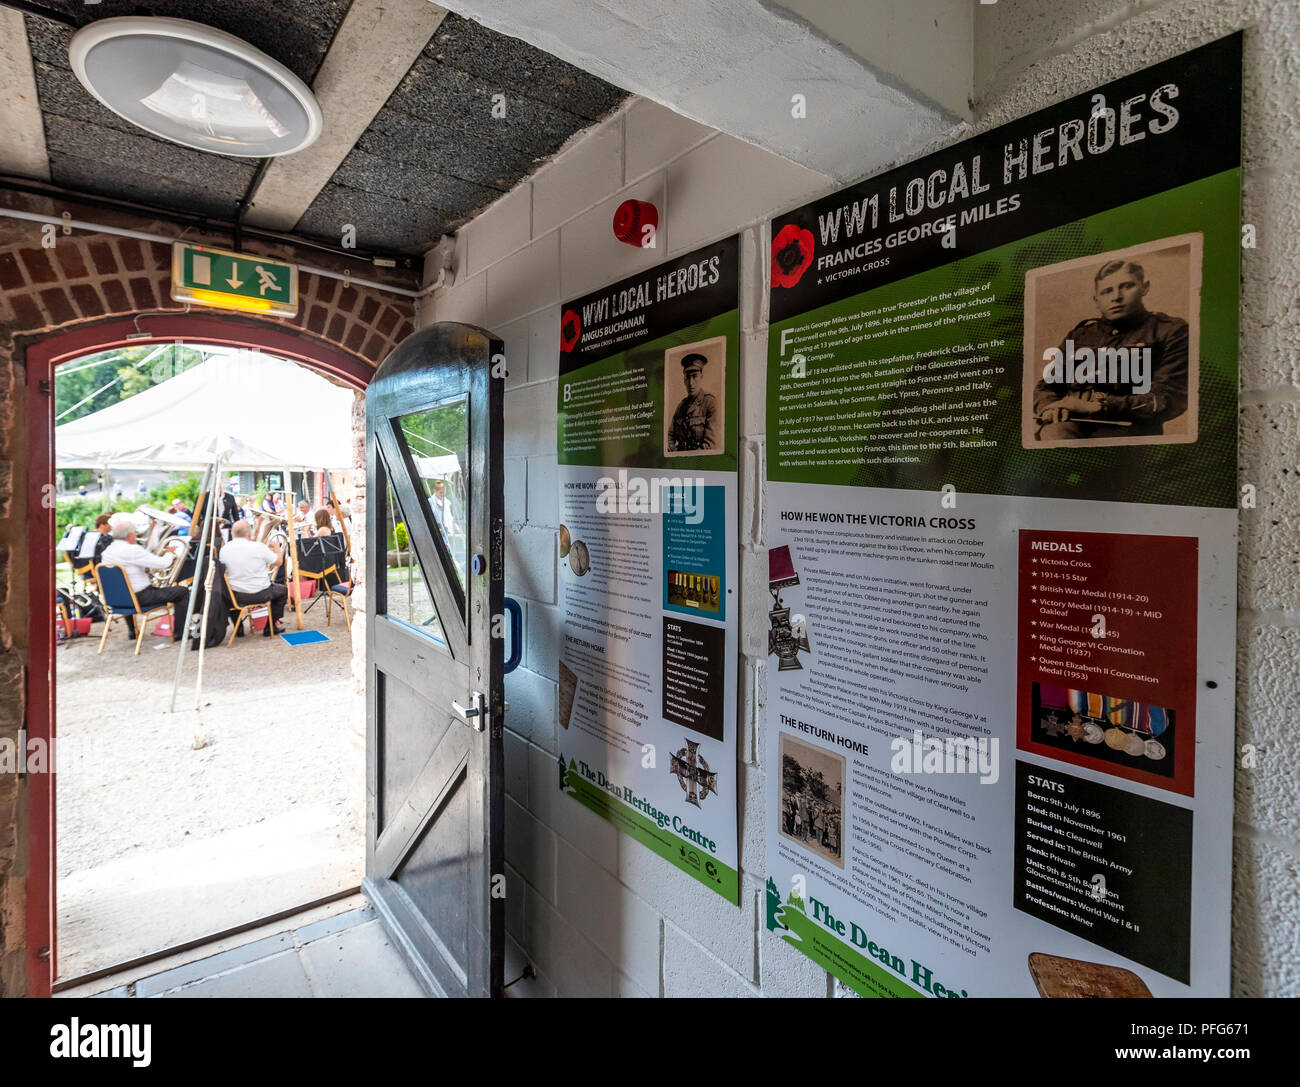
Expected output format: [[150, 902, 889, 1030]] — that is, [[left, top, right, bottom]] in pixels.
[[22, 314, 373, 996]]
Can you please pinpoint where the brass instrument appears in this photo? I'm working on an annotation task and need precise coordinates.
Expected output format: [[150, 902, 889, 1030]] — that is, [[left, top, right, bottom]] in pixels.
[[252, 510, 287, 543], [148, 536, 191, 586]]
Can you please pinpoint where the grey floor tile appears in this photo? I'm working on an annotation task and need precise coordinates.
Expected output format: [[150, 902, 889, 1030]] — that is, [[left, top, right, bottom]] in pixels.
[[158, 950, 313, 998], [135, 932, 295, 997], [296, 905, 376, 946], [299, 920, 426, 998]]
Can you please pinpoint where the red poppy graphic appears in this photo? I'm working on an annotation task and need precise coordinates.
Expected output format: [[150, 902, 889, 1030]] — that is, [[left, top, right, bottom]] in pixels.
[[560, 308, 581, 352], [771, 223, 815, 289]]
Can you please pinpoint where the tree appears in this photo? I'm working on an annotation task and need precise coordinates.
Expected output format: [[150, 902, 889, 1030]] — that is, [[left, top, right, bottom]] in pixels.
[[55, 344, 208, 426], [782, 754, 805, 798]]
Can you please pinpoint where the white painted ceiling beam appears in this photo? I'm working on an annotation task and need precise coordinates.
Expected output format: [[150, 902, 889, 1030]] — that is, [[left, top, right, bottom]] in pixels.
[[433, 0, 970, 183], [244, 0, 450, 231], [0, 5, 52, 181]]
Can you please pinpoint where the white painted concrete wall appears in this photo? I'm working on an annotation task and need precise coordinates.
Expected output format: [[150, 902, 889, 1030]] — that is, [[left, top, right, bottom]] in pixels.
[[416, 0, 1299, 997], [436, 0, 961, 183], [773, 0, 974, 120], [974, 0, 1300, 1005]]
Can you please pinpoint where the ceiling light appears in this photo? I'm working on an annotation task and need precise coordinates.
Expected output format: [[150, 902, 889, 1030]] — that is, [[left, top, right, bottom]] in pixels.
[[69, 17, 322, 158]]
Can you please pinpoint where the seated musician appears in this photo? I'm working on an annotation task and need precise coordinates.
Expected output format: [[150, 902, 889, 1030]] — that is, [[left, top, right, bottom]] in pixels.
[[91, 513, 114, 564], [223, 521, 288, 635], [100, 522, 189, 642], [313, 509, 334, 537]]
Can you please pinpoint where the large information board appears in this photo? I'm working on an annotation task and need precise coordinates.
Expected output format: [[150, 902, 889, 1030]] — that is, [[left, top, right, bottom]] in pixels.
[[557, 237, 741, 902], [764, 36, 1240, 996]]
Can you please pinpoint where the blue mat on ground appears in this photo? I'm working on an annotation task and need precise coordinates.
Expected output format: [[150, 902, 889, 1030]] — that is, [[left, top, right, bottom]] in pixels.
[[280, 629, 330, 646]]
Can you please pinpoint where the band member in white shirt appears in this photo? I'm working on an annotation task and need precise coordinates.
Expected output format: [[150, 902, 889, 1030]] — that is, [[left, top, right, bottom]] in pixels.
[[100, 522, 189, 641], [429, 478, 460, 536], [222, 521, 288, 634]]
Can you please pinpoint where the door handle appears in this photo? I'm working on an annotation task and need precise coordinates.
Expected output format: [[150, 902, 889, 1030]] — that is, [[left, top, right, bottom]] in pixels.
[[503, 597, 523, 674], [451, 690, 487, 732]]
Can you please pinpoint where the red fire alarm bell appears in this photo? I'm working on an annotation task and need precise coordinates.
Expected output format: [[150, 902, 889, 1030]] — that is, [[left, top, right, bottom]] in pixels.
[[612, 199, 658, 247]]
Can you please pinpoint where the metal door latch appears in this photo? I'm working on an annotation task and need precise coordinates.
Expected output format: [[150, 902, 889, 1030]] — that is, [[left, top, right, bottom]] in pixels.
[[451, 691, 488, 732]]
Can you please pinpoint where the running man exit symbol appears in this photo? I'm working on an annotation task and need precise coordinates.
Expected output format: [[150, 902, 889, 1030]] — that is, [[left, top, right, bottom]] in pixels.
[[255, 265, 279, 296]]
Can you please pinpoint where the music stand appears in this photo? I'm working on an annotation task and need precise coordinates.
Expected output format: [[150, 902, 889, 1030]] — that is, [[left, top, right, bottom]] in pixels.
[[295, 532, 348, 614]]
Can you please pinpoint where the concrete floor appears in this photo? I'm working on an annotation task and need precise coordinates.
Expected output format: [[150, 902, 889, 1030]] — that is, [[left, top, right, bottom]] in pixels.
[[59, 896, 426, 999]]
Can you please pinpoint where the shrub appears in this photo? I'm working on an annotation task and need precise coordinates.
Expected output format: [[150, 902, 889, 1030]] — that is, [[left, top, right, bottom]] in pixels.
[[394, 522, 409, 550]]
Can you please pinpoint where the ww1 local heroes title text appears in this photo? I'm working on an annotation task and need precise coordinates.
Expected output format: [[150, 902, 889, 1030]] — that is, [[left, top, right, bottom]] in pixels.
[[578, 253, 723, 330], [811, 81, 1182, 268]]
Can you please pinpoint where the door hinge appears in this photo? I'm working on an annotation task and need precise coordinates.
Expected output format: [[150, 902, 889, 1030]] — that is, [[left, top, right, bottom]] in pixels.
[[38, 379, 52, 397], [451, 690, 487, 732]]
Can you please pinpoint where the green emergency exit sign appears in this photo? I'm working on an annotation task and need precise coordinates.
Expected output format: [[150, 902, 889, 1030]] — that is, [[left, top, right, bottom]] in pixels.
[[170, 243, 299, 316]]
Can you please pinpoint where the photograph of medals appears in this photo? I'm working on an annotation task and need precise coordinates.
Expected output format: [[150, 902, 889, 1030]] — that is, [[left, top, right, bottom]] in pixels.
[[569, 539, 590, 576], [1123, 731, 1146, 757], [559, 524, 572, 558], [1083, 722, 1105, 744], [1103, 727, 1127, 750], [1144, 739, 1167, 760]]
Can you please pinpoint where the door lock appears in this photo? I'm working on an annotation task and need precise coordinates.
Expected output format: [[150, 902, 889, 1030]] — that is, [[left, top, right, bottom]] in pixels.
[[451, 691, 488, 732]]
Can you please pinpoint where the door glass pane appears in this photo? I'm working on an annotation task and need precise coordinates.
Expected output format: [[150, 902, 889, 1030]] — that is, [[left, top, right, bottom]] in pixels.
[[384, 478, 443, 640], [395, 400, 469, 594]]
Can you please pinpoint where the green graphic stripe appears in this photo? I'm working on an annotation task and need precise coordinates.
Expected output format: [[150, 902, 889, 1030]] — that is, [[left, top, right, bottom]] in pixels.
[[564, 770, 739, 904], [767, 170, 1240, 508], [558, 310, 740, 472], [774, 902, 923, 998]]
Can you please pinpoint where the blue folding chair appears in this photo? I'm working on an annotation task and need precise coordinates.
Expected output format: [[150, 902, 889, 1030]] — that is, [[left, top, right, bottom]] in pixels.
[[94, 564, 175, 655]]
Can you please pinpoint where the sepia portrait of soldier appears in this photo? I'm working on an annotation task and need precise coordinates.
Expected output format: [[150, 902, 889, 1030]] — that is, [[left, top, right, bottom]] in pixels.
[[1032, 257, 1190, 441]]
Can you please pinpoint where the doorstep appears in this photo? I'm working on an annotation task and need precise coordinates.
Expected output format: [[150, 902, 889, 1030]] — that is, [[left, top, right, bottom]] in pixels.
[[56, 894, 426, 999]]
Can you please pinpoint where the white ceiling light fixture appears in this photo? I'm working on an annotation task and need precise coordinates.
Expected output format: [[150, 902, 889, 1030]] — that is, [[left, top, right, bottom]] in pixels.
[[69, 17, 323, 158]]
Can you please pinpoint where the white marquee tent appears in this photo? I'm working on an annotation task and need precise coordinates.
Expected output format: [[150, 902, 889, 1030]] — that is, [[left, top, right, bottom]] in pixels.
[[55, 348, 356, 471]]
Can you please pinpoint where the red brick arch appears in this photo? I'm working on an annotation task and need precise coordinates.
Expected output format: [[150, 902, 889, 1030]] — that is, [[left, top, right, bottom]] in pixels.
[[0, 230, 414, 366], [0, 213, 416, 997]]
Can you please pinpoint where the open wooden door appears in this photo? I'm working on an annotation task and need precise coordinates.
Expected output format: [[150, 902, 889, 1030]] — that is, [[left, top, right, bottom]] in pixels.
[[364, 323, 504, 997]]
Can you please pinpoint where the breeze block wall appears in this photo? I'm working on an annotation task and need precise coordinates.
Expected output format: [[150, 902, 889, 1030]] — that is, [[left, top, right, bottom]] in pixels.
[[419, 97, 841, 997], [0, 189, 414, 996], [974, 0, 1300, 1002], [426, 0, 1299, 998]]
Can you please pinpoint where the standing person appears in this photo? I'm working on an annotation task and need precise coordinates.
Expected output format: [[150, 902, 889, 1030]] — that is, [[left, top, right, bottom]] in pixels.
[[221, 521, 288, 635], [218, 483, 239, 524], [429, 479, 459, 536], [100, 522, 189, 642]]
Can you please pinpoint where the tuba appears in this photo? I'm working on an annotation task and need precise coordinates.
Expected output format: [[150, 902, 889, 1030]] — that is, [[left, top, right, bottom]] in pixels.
[[148, 535, 191, 586]]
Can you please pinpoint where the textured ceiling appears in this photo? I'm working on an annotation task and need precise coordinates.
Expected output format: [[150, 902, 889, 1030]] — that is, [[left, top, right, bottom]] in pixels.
[[296, 13, 625, 252], [14, 2, 626, 254], [22, 0, 352, 221]]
